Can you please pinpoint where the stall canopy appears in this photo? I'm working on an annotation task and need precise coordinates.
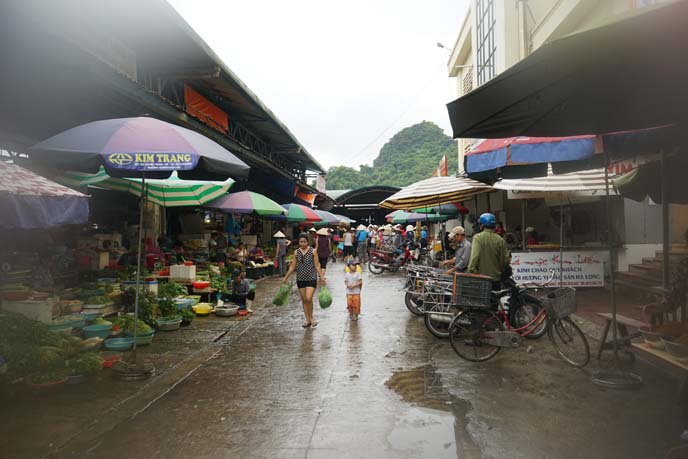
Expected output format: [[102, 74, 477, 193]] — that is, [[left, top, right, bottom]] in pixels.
[[0, 161, 89, 229], [493, 165, 614, 199], [390, 211, 447, 224], [379, 175, 492, 209], [446, 1, 688, 140]]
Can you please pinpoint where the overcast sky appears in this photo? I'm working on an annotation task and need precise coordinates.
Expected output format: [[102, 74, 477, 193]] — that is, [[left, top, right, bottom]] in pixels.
[[168, 0, 468, 171]]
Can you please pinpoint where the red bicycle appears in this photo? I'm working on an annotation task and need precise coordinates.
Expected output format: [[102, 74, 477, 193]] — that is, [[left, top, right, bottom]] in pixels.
[[448, 272, 590, 368]]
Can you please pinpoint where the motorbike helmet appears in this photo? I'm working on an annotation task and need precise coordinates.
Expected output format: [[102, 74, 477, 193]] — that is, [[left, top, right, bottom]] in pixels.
[[406, 225, 414, 232], [478, 213, 497, 229]]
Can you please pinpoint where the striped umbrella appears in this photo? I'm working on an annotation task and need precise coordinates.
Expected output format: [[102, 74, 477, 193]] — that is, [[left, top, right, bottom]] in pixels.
[[60, 167, 234, 207], [313, 209, 341, 226], [205, 191, 286, 216], [379, 175, 493, 209], [281, 203, 322, 222]]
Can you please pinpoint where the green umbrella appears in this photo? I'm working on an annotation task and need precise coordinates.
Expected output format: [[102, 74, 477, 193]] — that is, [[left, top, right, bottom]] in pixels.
[[205, 191, 286, 216], [60, 167, 233, 207]]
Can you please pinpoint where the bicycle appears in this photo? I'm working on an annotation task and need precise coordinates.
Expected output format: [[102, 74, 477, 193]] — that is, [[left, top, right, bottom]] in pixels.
[[448, 273, 590, 368]]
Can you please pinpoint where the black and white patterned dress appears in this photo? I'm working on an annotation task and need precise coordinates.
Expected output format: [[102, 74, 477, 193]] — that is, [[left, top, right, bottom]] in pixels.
[[296, 247, 318, 282]]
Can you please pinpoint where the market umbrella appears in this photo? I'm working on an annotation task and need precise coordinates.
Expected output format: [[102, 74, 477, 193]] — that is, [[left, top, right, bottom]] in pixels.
[[205, 191, 286, 216], [379, 175, 493, 209], [313, 209, 341, 226], [332, 214, 354, 225], [446, 1, 688, 139], [61, 168, 234, 207], [412, 203, 469, 216], [30, 116, 250, 180], [391, 211, 446, 224], [30, 116, 250, 375], [280, 203, 322, 223], [0, 161, 89, 229], [385, 210, 404, 220]]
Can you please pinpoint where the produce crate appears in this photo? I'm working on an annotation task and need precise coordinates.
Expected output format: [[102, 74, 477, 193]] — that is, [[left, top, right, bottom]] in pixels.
[[452, 273, 493, 308]]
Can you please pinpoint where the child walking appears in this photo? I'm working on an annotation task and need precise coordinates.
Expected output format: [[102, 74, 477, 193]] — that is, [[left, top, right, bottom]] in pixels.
[[344, 258, 362, 321]]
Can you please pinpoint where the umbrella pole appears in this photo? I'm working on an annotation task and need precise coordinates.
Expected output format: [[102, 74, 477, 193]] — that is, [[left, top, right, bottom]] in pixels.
[[132, 174, 146, 361], [560, 193, 564, 287], [592, 151, 642, 388]]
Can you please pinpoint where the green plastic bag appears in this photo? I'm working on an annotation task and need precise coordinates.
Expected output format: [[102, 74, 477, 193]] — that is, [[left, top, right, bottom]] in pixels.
[[272, 282, 291, 306], [318, 285, 332, 309]]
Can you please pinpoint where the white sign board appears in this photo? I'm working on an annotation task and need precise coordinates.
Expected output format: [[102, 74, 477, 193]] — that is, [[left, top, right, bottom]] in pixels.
[[511, 251, 605, 287]]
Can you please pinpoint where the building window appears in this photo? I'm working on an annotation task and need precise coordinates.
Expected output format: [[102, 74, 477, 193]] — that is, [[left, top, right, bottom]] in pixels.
[[462, 69, 473, 95], [476, 0, 496, 85]]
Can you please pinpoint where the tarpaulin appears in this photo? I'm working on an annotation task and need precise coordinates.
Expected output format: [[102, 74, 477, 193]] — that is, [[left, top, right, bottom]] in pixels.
[[184, 84, 229, 134], [0, 161, 89, 228]]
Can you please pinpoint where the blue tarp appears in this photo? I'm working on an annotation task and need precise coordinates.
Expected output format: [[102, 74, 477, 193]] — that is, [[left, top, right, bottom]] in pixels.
[[0, 194, 89, 229]]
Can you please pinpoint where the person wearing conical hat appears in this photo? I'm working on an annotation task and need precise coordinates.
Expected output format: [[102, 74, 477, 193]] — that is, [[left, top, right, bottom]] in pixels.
[[273, 230, 290, 276]]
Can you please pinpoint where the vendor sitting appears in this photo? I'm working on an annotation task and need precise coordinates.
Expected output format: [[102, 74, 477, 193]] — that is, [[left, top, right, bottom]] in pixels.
[[172, 241, 186, 264], [221, 271, 255, 312], [248, 244, 265, 263]]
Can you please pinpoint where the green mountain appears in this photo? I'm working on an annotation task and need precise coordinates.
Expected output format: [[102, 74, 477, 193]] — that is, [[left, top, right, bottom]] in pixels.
[[325, 121, 458, 190]]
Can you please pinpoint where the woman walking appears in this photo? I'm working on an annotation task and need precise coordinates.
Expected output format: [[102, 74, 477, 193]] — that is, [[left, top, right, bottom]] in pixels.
[[283, 232, 327, 328], [315, 228, 331, 277]]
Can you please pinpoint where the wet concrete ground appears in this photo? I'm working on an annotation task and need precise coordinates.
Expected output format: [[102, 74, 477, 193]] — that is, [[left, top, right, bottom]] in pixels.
[[1, 266, 685, 458]]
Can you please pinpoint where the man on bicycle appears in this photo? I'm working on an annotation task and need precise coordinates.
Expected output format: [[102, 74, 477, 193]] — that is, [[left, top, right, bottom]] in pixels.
[[441, 226, 471, 274], [468, 213, 510, 288]]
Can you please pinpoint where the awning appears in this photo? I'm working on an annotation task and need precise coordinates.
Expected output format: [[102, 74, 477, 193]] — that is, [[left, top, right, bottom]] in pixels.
[[446, 1, 688, 139], [379, 175, 492, 209], [493, 165, 615, 200], [0, 161, 89, 229]]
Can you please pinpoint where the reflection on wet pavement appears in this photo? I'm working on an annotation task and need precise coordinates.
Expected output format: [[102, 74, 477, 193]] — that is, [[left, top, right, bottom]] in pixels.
[[1, 265, 684, 458]]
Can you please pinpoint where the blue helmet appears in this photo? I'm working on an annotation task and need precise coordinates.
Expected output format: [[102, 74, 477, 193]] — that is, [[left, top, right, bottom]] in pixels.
[[478, 213, 496, 229]]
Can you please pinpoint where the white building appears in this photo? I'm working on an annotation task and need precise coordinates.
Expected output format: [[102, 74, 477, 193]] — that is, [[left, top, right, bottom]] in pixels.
[[446, 0, 684, 293]]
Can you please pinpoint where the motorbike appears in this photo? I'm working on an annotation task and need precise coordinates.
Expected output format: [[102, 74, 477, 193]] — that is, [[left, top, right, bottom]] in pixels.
[[368, 243, 417, 274]]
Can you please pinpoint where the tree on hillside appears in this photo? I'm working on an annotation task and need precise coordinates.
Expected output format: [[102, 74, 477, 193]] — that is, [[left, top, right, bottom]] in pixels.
[[325, 121, 458, 190]]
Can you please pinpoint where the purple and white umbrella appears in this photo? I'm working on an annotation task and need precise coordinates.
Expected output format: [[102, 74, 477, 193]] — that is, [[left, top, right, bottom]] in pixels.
[[30, 117, 250, 179]]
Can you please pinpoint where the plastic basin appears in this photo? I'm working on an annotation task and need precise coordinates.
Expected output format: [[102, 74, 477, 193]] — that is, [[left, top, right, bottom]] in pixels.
[[174, 298, 195, 310], [193, 281, 210, 289], [185, 295, 201, 306], [80, 311, 101, 323], [84, 324, 113, 339], [62, 315, 86, 329], [48, 320, 73, 334], [157, 317, 182, 331], [104, 338, 134, 351], [192, 303, 212, 316], [125, 331, 155, 345]]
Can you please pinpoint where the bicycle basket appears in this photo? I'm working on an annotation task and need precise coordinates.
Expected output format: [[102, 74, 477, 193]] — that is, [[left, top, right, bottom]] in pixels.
[[541, 287, 576, 319], [452, 273, 493, 308]]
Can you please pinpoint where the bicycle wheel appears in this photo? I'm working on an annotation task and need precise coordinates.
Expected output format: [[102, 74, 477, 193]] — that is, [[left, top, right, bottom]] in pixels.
[[548, 317, 590, 368], [424, 303, 453, 339], [511, 300, 548, 340], [404, 292, 424, 315], [449, 309, 503, 362]]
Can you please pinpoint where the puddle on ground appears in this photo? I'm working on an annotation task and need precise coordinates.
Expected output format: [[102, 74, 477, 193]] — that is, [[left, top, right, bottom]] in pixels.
[[385, 366, 481, 459]]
